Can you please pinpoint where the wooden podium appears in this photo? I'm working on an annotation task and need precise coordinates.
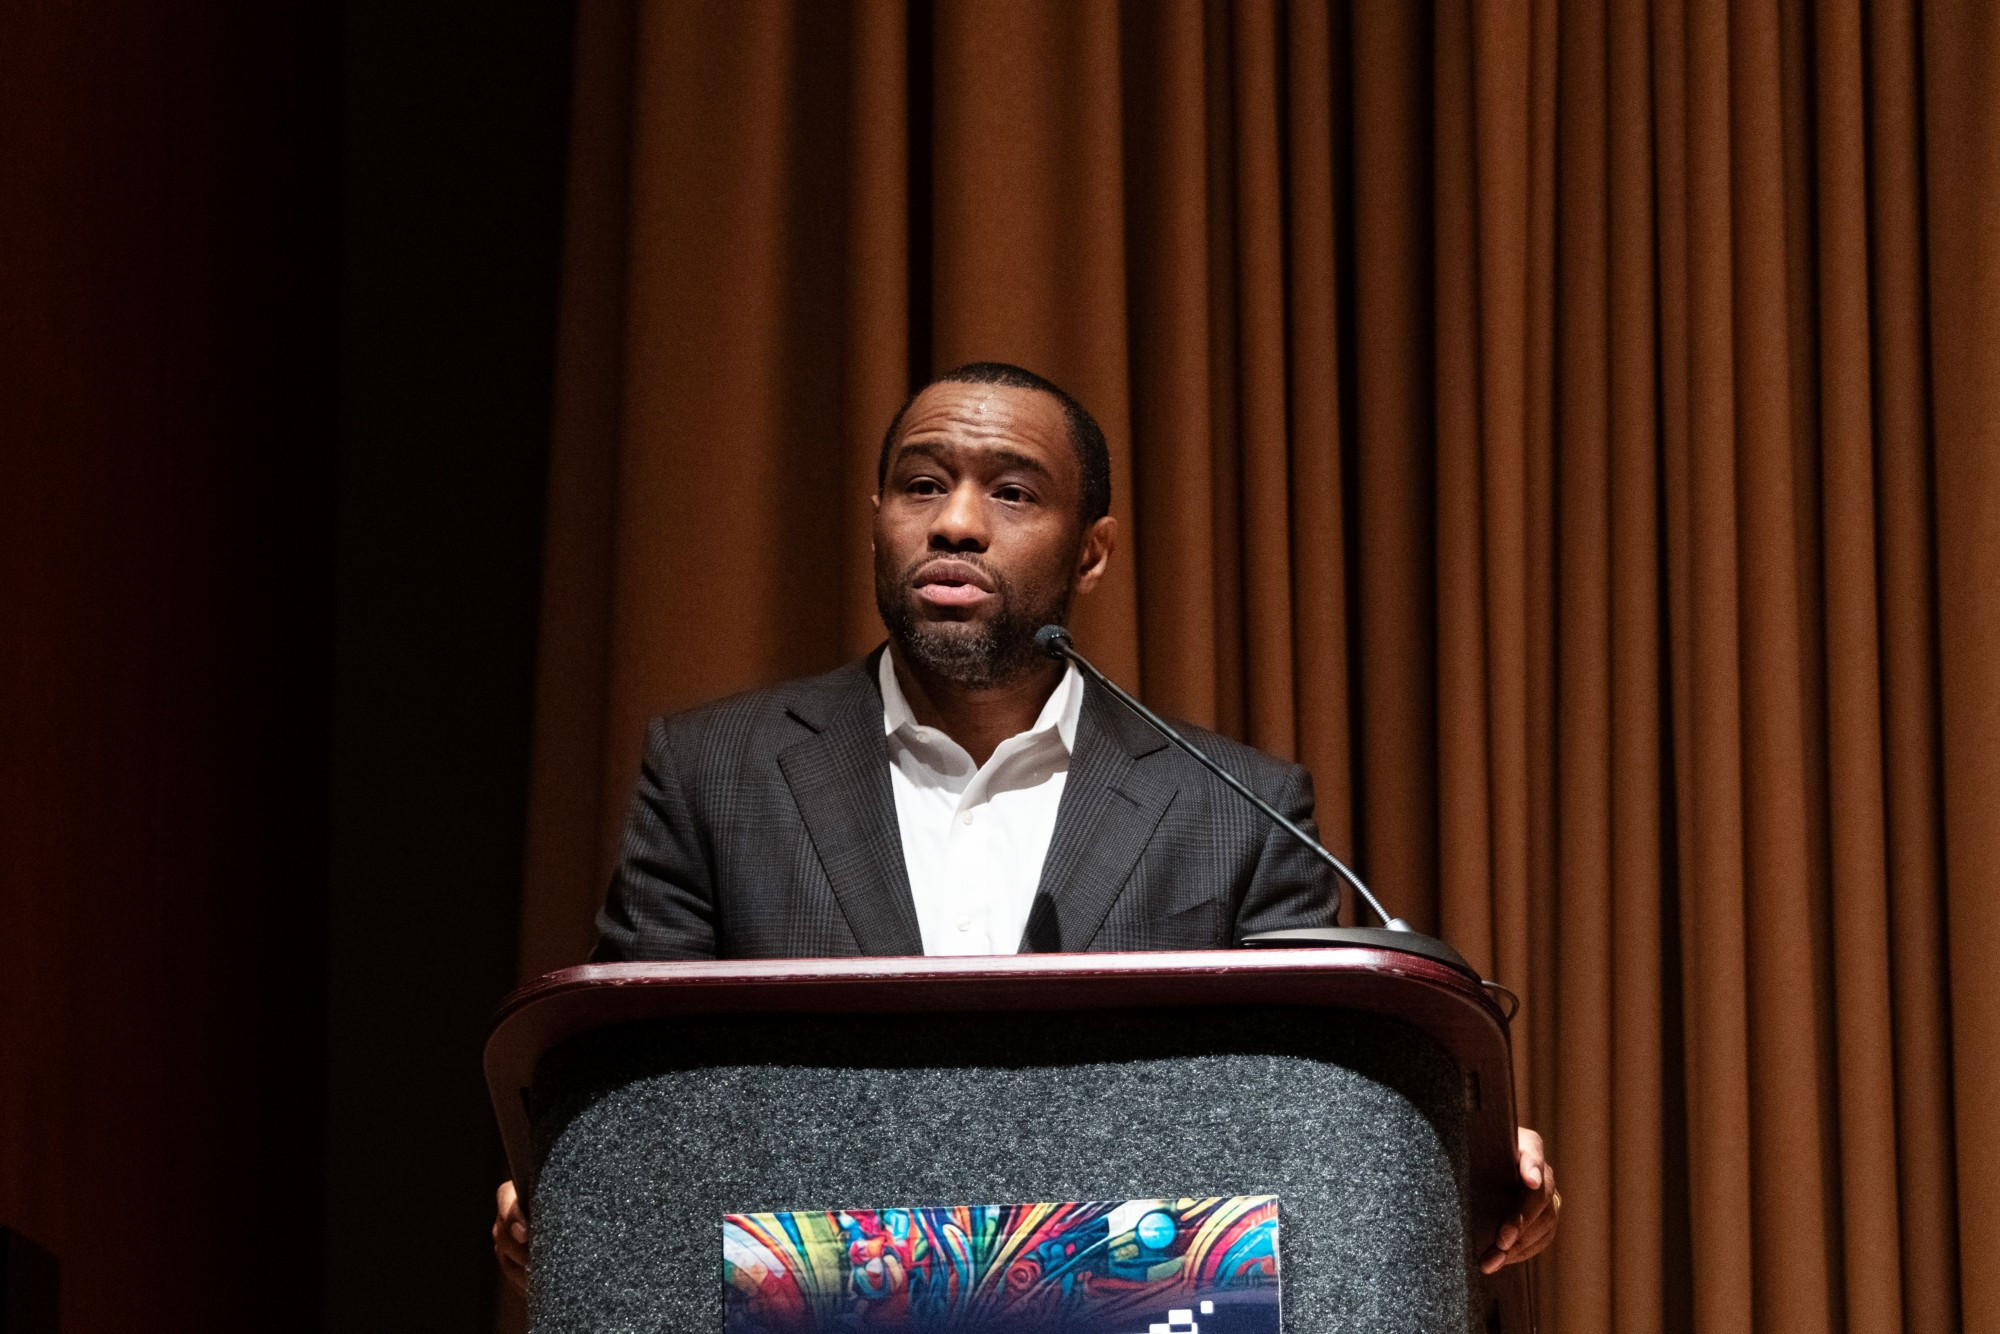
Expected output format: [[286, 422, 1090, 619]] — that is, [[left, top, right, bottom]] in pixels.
[[487, 947, 1533, 1333]]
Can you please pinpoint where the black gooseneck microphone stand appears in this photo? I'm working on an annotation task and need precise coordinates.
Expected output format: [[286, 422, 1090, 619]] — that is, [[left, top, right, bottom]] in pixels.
[[1035, 624, 1479, 978]]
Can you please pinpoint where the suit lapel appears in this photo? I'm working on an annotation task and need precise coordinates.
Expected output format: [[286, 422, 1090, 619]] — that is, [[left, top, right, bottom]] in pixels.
[[1019, 679, 1177, 952], [776, 653, 925, 956]]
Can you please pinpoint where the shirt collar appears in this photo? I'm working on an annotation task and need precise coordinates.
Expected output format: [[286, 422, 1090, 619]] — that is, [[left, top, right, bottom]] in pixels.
[[879, 647, 1083, 756]]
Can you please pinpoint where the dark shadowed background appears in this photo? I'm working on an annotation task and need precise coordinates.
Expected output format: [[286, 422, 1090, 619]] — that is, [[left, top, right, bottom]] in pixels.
[[2, 3, 572, 1331]]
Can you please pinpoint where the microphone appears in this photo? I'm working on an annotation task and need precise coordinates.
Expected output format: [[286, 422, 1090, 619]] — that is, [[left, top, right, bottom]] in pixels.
[[1036, 624, 1475, 975]]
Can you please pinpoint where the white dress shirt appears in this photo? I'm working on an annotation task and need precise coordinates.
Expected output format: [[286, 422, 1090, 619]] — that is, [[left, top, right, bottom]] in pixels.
[[879, 651, 1084, 955]]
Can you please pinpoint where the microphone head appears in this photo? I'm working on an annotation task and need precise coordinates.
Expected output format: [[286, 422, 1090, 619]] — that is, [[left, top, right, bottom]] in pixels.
[[1034, 624, 1074, 659]]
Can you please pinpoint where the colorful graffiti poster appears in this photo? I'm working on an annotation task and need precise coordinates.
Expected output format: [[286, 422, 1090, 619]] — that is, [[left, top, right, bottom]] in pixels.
[[722, 1195, 1281, 1333]]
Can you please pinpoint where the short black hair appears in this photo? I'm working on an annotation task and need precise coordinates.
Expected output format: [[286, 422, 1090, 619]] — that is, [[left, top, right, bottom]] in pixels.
[[875, 362, 1113, 523]]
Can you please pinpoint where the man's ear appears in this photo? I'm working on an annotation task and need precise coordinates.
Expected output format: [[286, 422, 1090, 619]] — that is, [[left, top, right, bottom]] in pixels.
[[1073, 515, 1118, 594]]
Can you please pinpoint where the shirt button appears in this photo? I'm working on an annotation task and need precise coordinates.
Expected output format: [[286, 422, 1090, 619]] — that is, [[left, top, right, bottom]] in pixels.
[[956, 917, 973, 932], [961, 811, 975, 825]]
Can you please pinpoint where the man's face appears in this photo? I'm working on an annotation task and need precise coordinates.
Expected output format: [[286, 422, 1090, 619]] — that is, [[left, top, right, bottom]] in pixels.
[[873, 382, 1115, 688]]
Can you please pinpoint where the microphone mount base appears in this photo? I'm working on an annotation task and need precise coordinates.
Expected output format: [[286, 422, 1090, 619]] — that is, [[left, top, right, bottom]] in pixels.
[[1239, 926, 1478, 979]]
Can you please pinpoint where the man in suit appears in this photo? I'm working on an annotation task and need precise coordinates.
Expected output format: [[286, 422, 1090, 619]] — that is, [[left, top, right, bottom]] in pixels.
[[495, 361, 1559, 1285]]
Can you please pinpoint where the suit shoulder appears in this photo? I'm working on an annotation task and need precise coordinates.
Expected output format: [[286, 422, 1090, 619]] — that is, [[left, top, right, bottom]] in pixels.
[[1151, 715, 1308, 795]]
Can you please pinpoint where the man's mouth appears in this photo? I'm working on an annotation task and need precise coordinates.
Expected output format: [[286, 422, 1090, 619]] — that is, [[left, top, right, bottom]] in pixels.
[[912, 559, 997, 607]]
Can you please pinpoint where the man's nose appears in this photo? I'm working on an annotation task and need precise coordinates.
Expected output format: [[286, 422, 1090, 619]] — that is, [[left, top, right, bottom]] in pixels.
[[927, 483, 989, 550]]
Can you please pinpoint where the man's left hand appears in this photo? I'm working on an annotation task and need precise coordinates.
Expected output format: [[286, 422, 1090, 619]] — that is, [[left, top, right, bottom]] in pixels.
[[1479, 1127, 1560, 1274]]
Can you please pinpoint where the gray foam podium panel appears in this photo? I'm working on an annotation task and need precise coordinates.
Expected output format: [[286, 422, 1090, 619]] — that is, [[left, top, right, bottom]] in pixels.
[[527, 1006, 1478, 1334]]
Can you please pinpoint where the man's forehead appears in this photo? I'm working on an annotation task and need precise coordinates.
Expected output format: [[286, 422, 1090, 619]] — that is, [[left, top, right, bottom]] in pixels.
[[896, 381, 1067, 444]]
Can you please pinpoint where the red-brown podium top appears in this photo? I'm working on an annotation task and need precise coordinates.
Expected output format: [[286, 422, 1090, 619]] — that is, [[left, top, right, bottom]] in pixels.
[[488, 947, 1514, 1179]]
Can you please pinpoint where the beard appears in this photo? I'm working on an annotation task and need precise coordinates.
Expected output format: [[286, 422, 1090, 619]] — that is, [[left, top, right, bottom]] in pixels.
[[875, 550, 1073, 690]]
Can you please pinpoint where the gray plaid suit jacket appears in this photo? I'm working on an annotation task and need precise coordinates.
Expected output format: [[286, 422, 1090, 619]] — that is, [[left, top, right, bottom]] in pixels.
[[592, 648, 1340, 960]]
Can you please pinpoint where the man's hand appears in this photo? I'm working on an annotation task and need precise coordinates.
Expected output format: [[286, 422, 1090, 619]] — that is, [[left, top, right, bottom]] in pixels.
[[494, 1180, 530, 1293], [1480, 1127, 1560, 1274]]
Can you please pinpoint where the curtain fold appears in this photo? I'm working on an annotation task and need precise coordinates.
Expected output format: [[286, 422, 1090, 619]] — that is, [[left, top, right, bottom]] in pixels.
[[518, 3, 1997, 1329]]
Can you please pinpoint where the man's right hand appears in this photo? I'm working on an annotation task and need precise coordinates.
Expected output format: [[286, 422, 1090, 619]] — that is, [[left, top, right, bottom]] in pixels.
[[493, 1180, 529, 1293]]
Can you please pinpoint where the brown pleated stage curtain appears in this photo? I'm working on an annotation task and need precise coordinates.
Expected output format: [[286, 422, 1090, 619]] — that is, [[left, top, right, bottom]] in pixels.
[[514, 3, 2000, 1331]]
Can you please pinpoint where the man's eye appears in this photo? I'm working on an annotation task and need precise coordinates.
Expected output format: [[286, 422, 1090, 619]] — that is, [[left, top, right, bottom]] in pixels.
[[995, 486, 1032, 504], [905, 478, 945, 496]]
